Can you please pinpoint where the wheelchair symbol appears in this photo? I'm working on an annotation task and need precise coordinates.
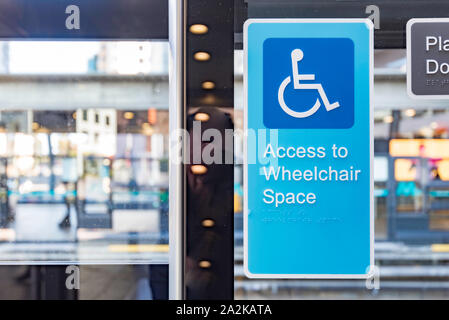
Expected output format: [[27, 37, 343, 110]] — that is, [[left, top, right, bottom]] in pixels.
[[278, 49, 340, 119]]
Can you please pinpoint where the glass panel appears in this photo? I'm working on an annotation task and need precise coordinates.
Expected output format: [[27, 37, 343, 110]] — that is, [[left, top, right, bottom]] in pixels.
[[234, 8, 449, 299], [0, 41, 169, 264]]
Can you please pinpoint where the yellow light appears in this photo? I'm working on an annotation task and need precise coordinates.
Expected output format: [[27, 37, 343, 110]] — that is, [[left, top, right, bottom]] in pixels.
[[189, 24, 208, 35], [198, 260, 211, 269], [142, 123, 154, 135], [202, 219, 215, 228], [191, 165, 207, 175], [437, 160, 449, 181], [108, 244, 169, 253], [432, 244, 449, 252], [404, 109, 416, 117], [383, 115, 394, 124], [201, 81, 215, 90], [193, 51, 210, 61], [124, 112, 134, 120], [390, 139, 449, 158], [72, 112, 77, 119], [0, 228, 15, 242], [394, 159, 416, 181], [390, 139, 421, 157], [194, 112, 210, 122]]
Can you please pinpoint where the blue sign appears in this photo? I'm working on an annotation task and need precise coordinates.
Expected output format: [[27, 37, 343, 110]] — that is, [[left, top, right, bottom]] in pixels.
[[263, 38, 354, 129], [244, 19, 373, 278]]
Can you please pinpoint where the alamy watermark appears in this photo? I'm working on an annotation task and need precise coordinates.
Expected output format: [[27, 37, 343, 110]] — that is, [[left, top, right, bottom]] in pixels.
[[169, 121, 280, 169], [65, 5, 80, 30], [65, 265, 80, 290], [365, 265, 380, 290], [366, 4, 380, 30]]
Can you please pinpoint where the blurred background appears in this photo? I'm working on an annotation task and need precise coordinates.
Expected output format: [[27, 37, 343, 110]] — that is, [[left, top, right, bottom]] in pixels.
[[0, 41, 170, 299]]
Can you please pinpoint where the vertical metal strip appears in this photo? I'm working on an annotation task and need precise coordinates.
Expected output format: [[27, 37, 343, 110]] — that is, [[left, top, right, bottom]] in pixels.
[[168, 0, 185, 300]]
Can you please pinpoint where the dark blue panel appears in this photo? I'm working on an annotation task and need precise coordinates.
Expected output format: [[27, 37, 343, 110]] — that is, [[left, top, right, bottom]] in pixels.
[[0, 0, 168, 39]]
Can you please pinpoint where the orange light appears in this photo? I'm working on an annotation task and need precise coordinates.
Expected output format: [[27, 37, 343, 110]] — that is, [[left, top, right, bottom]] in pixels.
[[193, 51, 210, 61], [437, 160, 449, 181], [202, 219, 215, 227], [124, 112, 134, 120], [390, 139, 449, 158], [194, 112, 210, 122], [189, 24, 208, 35], [32, 122, 39, 130], [201, 81, 215, 90], [394, 159, 416, 181], [198, 260, 211, 268], [142, 123, 154, 136], [148, 108, 157, 125], [191, 165, 207, 175]]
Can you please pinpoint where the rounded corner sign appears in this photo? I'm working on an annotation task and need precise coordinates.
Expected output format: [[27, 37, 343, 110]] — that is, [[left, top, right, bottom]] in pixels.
[[406, 18, 449, 99], [263, 37, 355, 129], [243, 19, 374, 279]]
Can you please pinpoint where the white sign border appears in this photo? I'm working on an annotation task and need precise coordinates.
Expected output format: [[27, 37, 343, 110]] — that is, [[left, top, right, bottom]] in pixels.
[[407, 17, 449, 100], [243, 18, 375, 279]]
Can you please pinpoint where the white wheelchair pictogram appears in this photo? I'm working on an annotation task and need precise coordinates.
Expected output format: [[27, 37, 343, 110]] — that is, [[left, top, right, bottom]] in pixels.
[[278, 49, 340, 118]]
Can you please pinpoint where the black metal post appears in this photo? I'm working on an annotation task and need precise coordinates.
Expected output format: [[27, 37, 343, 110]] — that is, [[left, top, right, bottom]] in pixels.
[[185, 0, 235, 299]]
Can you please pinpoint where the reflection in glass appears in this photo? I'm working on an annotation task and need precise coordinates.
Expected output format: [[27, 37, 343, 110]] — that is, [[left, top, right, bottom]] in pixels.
[[0, 40, 169, 264]]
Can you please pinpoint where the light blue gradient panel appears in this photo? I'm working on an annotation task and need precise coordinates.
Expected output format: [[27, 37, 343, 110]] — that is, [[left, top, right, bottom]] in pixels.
[[247, 21, 371, 275]]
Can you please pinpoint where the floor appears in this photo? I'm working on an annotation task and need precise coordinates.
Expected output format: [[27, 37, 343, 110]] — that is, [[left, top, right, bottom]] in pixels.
[[0, 203, 166, 263], [1, 264, 449, 300], [13, 204, 76, 242], [0, 265, 152, 300], [0, 202, 164, 299]]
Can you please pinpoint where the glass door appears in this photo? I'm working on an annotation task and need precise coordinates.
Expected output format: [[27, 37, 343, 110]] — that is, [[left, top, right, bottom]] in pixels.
[[0, 0, 173, 300]]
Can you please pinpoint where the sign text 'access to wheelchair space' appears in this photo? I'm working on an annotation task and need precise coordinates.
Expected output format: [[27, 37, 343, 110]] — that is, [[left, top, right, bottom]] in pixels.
[[244, 19, 374, 279]]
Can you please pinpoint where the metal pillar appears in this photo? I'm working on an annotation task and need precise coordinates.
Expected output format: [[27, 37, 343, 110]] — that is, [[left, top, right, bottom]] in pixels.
[[168, 0, 186, 300], [185, 0, 235, 299]]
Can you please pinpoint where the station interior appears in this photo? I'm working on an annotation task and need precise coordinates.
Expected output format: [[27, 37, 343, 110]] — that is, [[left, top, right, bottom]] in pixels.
[[0, 37, 446, 299]]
